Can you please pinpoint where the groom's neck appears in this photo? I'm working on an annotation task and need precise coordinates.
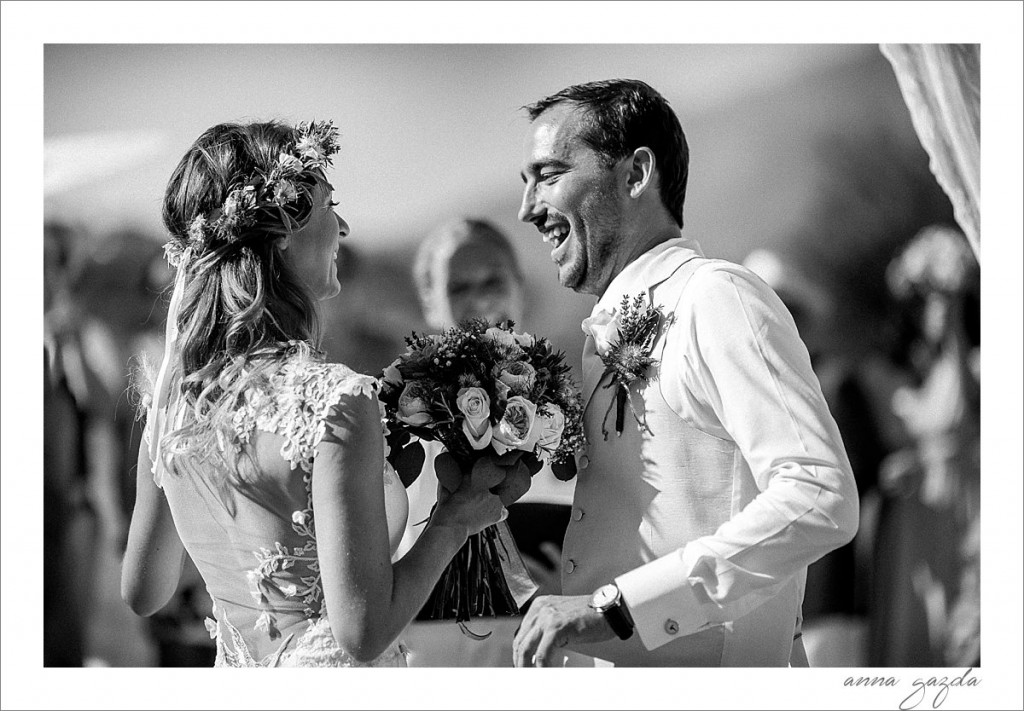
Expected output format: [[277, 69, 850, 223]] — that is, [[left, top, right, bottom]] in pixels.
[[596, 222, 681, 299]]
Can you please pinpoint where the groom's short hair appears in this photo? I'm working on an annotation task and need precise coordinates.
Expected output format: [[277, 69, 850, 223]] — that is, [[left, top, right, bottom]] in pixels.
[[524, 79, 689, 228]]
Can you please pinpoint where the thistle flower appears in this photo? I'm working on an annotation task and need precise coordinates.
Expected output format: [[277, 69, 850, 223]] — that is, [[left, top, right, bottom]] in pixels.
[[293, 120, 340, 170], [295, 135, 324, 166], [612, 343, 655, 383]]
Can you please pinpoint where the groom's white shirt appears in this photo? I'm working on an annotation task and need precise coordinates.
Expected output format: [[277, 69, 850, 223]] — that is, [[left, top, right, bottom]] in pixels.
[[563, 237, 859, 666]]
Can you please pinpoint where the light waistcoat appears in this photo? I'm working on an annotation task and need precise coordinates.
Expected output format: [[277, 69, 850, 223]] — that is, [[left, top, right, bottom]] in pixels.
[[561, 255, 804, 666]]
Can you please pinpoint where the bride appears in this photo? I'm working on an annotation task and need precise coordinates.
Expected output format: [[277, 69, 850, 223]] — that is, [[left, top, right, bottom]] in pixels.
[[121, 119, 509, 667]]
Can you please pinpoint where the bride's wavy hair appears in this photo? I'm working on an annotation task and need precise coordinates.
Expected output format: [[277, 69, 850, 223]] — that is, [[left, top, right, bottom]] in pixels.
[[141, 120, 329, 477]]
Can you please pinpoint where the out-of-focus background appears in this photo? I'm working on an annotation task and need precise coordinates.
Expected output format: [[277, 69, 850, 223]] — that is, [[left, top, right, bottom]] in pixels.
[[42, 42, 983, 669], [45, 43, 968, 372]]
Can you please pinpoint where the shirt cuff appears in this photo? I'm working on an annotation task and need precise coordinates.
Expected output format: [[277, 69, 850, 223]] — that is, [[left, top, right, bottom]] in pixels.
[[614, 549, 707, 651]]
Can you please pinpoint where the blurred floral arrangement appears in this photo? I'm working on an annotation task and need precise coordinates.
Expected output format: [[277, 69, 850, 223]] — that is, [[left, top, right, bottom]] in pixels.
[[378, 319, 585, 625], [162, 120, 339, 269], [886, 224, 977, 298]]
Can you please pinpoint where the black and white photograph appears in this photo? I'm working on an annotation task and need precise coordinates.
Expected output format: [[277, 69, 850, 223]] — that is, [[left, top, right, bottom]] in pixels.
[[3, 1, 1022, 709]]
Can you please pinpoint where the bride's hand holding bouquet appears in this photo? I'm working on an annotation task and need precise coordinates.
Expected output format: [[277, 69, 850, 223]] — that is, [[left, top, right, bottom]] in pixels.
[[378, 319, 585, 626]]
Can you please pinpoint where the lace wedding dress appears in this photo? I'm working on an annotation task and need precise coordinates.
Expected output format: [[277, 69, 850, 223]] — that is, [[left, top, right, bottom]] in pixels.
[[154, 354, 409, 667]]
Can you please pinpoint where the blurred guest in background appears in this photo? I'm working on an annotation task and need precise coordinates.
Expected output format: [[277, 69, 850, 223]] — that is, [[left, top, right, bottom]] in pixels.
[[317, 243, 409, 377], [73, 229, 172, 542], [744, 249, 888, 667], [870, 224, 980, 666], [399, 217, 578, 666], [44, 222, 94, 666], [413, 217, 526, 331], [71, 228, 217, 666], [44, 224, 127, 548], [46, 222, 151, 666]]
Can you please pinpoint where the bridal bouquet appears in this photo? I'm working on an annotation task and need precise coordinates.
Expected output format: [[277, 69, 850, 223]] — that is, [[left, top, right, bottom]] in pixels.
[[378, 319, 585, 627]]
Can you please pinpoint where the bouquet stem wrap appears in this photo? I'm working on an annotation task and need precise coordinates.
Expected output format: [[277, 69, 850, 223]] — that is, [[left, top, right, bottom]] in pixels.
[[419, 518, 537, 624], [417, 445, 538, 625], [494, 519, 538, 608]]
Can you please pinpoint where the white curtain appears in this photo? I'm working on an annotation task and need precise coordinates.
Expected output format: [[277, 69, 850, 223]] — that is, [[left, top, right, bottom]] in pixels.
[[881, 44, 980, 262]]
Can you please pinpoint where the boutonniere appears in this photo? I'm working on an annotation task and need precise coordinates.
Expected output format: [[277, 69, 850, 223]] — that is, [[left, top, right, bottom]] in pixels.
[[596, 294, 664, 439]]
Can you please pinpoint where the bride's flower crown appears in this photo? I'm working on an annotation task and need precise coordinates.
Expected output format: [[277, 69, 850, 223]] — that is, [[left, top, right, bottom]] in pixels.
[[164, 120, 340, 268]]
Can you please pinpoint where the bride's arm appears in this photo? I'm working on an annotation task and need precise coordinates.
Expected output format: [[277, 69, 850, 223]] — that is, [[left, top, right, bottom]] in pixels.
[[314, 391, 502, 663], [121, 434, 186, 616]]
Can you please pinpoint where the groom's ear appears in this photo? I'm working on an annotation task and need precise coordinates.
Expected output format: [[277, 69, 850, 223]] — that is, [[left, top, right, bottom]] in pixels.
[[625, 147, 656, 200]]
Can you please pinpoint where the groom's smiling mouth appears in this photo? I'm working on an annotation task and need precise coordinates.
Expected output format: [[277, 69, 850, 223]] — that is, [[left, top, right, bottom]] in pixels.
[[540, 221, 570, 260]]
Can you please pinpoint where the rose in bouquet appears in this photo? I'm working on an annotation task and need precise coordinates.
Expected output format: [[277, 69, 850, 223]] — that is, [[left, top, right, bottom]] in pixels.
[[378, 319, 585, 626]]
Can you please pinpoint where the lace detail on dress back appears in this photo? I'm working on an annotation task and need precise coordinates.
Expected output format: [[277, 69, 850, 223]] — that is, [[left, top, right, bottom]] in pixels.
[[232, 357, 381, 639], [232, 358, 379, 473], [208, 605, 408, 668], [157, 352, 407, 666]]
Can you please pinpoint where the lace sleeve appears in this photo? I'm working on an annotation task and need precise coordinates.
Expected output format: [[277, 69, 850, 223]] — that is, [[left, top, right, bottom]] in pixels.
[[272, 361, 381, 472]]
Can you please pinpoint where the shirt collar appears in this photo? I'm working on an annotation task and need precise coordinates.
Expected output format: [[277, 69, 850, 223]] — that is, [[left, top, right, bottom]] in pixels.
[[589, 236, 704, 320]]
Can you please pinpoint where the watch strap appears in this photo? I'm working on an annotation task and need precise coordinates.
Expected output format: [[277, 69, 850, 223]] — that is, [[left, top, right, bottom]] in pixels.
[[604, 601, 634, 640], [597, 586, 634, 640]]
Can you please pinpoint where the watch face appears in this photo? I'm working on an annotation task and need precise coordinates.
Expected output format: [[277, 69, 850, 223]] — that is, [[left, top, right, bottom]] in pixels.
[[592, 584, 619, 609]]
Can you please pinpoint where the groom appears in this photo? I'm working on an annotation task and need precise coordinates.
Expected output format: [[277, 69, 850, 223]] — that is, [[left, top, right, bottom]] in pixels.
[[511, 79, 860, 667]]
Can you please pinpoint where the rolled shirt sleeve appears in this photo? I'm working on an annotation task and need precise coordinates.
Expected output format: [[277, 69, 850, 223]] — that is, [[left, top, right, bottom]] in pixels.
[[617, 263, 860, 650]]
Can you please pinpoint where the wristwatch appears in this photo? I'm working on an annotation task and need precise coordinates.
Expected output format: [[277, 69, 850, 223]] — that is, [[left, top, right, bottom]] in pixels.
[[589, 583, 634, 640]]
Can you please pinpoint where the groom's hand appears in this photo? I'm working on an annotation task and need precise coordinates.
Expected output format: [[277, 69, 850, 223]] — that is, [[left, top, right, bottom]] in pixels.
[[512, 594, 616, 667]]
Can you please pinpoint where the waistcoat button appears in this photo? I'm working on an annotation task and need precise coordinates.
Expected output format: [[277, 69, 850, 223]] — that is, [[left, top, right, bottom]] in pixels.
[[572, 508, 584, 521], [664, 619, 679, 635], [564, 559, 577, 574]]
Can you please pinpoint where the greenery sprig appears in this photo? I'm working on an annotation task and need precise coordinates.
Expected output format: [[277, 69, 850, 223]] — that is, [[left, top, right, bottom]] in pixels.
[[598, 294, 664, 438]]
